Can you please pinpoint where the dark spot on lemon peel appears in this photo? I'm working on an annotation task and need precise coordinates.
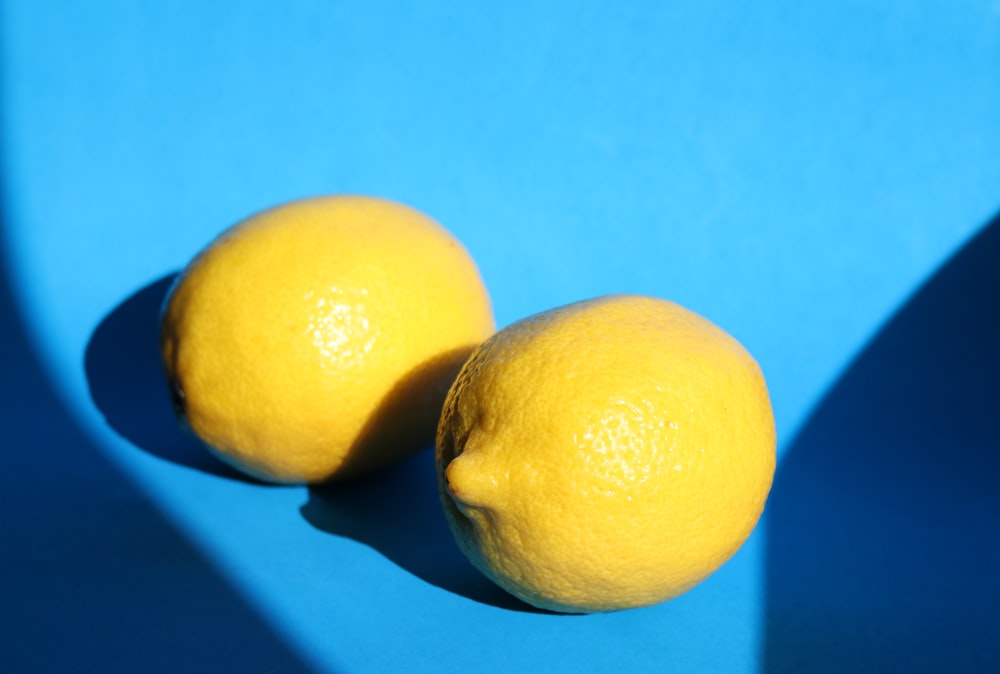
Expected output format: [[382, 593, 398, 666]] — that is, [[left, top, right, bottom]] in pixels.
[[169, 379, 186, 419], [446, 475, 461, 501]]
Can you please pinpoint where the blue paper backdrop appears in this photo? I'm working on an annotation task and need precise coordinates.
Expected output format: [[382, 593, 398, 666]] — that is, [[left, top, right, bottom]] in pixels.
[[2, 1, 998, 672]]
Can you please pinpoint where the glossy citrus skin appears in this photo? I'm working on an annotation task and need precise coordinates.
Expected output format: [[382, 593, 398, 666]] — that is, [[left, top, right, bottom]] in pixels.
[[436, 295, 775, 613], [161, 196, 494, 484]]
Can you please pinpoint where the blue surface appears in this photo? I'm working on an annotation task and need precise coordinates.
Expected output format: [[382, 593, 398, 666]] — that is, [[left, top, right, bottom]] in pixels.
[[2, 1, 998, 672]]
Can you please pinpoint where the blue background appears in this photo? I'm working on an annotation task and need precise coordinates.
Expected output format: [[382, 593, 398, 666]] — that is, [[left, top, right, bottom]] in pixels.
[[2, 1, 999, 672]]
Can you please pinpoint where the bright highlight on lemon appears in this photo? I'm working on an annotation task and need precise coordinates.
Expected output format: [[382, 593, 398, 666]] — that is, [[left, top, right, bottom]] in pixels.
[[160, 196, 494, 484], [436, 295, 775, 613]]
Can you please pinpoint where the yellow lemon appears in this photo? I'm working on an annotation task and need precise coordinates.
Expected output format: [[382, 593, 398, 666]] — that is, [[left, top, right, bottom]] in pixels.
[[436, 295, 775, 612], [161, 196, 494, 484]]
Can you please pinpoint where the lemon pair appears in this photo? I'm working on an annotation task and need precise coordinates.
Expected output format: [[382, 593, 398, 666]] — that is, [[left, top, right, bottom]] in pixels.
[[161, 196, 775, 613]]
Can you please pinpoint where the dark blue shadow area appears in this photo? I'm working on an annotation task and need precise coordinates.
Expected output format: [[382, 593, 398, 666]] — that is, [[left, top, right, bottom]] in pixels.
[[85, 273, 262, 482], [764, 214, 1000, 672], [0, 209, 313, 669], [301, 449, 545, 613]]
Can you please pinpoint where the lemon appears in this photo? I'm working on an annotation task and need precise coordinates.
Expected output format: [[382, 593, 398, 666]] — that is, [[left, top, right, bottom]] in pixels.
[[436, 295, 775, 612], [161, 196, 494, 484]]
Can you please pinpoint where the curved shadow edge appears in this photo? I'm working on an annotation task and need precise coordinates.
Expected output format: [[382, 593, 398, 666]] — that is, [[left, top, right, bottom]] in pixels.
[[1, 261, 312, 668], [763, 214, 1000, 672]]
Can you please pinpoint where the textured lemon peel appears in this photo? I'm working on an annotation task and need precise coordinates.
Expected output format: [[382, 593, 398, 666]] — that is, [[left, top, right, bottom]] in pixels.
[[161, 195, 494, 484], [436, 295, 775, 613]]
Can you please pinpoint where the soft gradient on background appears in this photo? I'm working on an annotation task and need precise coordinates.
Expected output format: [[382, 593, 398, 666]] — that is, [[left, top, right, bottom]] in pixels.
[[2, 2, 998, 672]]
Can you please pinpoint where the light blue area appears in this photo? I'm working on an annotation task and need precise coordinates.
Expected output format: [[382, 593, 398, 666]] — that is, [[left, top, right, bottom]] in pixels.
[[2, 1, 998, 671]]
